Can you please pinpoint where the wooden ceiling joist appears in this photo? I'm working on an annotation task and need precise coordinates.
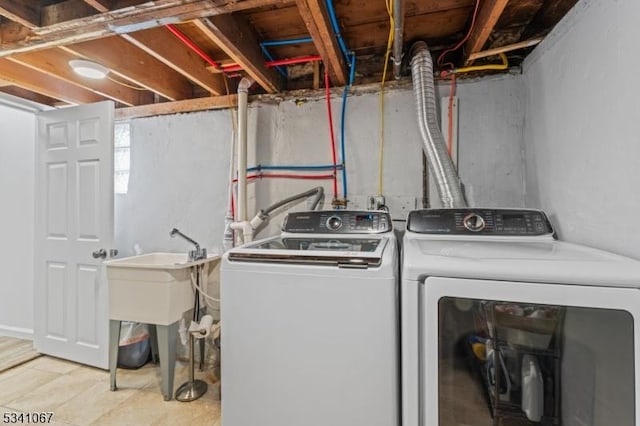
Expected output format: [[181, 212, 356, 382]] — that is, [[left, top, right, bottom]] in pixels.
[[41, 1, 97, 27], [62, 36, 193, 101], [0, 58, 105, 105], [0, 1, 40, 29], [296, 0, 347, 86], [0, 0, 292, 57], [122, 26, 227, 96], [195, 15, 282, 93], [463, 0, 511, 65], [9, 48, 152, 106], [82, 0, 110, 13], [0, 85, 62, 107], [468, 37, 543, 61]]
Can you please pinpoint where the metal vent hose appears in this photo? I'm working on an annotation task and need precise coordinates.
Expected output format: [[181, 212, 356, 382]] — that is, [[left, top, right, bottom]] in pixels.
[[410, 41, 467, 208]]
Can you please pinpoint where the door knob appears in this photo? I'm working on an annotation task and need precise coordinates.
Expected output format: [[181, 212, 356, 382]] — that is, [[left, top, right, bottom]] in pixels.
[[92, 248, 107, 259], [109, 249, 119, 258]]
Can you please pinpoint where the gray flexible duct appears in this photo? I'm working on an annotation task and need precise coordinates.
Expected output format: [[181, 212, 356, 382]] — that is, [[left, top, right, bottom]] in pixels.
[[410, 41, 467, 208], [261, 186, 324, 217]]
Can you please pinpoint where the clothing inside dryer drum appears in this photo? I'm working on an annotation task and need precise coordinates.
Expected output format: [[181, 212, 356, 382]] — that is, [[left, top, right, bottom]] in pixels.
[[437, 297, 634, 426]]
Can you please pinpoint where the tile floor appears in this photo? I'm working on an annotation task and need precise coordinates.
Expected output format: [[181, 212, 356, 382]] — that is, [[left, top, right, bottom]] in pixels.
[[0, 356, 221, 425], [0, 337, 40, 373]]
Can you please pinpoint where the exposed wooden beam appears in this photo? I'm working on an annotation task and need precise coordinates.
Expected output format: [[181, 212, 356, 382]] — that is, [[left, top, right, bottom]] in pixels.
[[41, 0, 97, 27], [0, 1, 40, 29], [468, 37, 543, 61], [0, 58, 106, 104], [195, 16, 282, 93], [121, 26, 227, 96], [115, 94, 237, 120], [62, 36, 193, 101], [0, 85, 63, 106], [0, 0, 293, 57], [463, 0, 510, 65], [296, 0, 347, 85], [9, 48, 153, 106]]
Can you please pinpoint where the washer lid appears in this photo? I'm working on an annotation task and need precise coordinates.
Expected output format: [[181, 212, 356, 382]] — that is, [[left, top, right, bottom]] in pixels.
[[228, 235, 390, 268]]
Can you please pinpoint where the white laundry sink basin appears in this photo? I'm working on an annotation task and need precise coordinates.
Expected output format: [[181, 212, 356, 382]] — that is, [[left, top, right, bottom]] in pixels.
[[105, 253, 220, 325]]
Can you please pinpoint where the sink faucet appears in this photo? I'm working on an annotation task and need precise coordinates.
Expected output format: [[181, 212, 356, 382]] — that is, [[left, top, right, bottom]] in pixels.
[[170, 228, 207, 261]]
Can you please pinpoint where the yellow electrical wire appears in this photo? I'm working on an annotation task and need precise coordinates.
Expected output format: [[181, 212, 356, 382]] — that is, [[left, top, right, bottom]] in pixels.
[[378, 0, 394, 196], [454, 53, 509, 74]]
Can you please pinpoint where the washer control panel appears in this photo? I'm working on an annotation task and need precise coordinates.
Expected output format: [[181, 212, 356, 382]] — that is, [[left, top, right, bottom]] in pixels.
[[283, 211, 392, 234], [407, 208, 554, 236]]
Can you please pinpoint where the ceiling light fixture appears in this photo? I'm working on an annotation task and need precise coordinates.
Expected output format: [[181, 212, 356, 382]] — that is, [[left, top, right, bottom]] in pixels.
[[68, 59, 109, 79]]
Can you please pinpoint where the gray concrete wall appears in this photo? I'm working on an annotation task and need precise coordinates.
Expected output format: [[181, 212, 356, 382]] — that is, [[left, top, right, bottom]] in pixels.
[[430, 74, 525, 209], [115, 79, 525, 253], [523, 0, 640, 260], [115, 110, 233, 257]]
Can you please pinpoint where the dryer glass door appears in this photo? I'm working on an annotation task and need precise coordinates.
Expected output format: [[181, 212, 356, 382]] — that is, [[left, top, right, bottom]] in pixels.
[[421, 277, 640, 426]]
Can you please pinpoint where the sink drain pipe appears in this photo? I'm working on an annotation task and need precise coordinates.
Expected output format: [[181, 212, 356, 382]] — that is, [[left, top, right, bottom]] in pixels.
[[410, 41, 466, 208], [231, 77, 255, 244]]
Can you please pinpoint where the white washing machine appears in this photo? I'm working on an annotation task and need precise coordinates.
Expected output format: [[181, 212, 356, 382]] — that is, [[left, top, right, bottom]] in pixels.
[[221, 210, 399, 426], [401, 208, 640, 426]]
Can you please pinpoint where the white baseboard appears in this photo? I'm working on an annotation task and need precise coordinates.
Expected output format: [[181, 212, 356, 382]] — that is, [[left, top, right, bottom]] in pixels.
[[0, 325, 34, 340]]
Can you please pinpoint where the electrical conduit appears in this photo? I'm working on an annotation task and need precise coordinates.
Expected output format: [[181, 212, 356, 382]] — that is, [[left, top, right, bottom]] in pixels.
[[392, 0, 404, 79], [410, 41, 466, 208]]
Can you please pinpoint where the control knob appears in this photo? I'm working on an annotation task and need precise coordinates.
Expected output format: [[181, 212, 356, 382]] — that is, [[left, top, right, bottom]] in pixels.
[[326, 216, 342, 231], [463, 213, 485, 232]]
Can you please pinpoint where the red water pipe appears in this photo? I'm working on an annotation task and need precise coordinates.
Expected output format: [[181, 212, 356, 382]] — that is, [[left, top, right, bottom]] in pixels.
[[166, 23, 321, 75], [166, 24, 222, 70], [231, 172, 335, 217], [324, 67, 339, 199], [222, 55, 322, 73]]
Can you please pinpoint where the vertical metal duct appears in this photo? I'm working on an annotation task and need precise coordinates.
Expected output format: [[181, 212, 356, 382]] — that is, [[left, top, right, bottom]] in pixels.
[[410, 41, 467, 208]]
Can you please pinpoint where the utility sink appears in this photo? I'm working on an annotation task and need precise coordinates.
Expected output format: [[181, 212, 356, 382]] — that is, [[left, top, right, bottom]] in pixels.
[[105, 252, 220, 325]]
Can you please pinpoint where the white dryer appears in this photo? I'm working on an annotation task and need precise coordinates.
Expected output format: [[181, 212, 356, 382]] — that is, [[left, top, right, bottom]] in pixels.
[[401, 208, 640, 426], [221, 210, 399, 426]]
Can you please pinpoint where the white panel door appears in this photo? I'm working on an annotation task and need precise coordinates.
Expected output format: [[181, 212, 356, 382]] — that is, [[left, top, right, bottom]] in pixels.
[[35, 101, 114, 369]]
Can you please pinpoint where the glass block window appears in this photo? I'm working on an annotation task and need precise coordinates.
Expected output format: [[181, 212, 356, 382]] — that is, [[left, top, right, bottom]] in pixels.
[[114, 122, 130, 194]]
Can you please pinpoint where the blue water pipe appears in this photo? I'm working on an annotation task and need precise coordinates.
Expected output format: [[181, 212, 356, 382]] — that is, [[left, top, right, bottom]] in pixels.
[[325, 0, 351, 65], [256, 3, 355, 200], [247, 164, 344, 172], [339, 53, 357, 198], [259, 44, 287, 78], [260, 37, 314, 78], [261, 37, 313, 47]]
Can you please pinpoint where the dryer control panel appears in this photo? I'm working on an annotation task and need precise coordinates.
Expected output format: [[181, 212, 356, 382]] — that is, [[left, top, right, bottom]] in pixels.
[[407, 208, 554, 236], [283, 211, 392, 234]]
